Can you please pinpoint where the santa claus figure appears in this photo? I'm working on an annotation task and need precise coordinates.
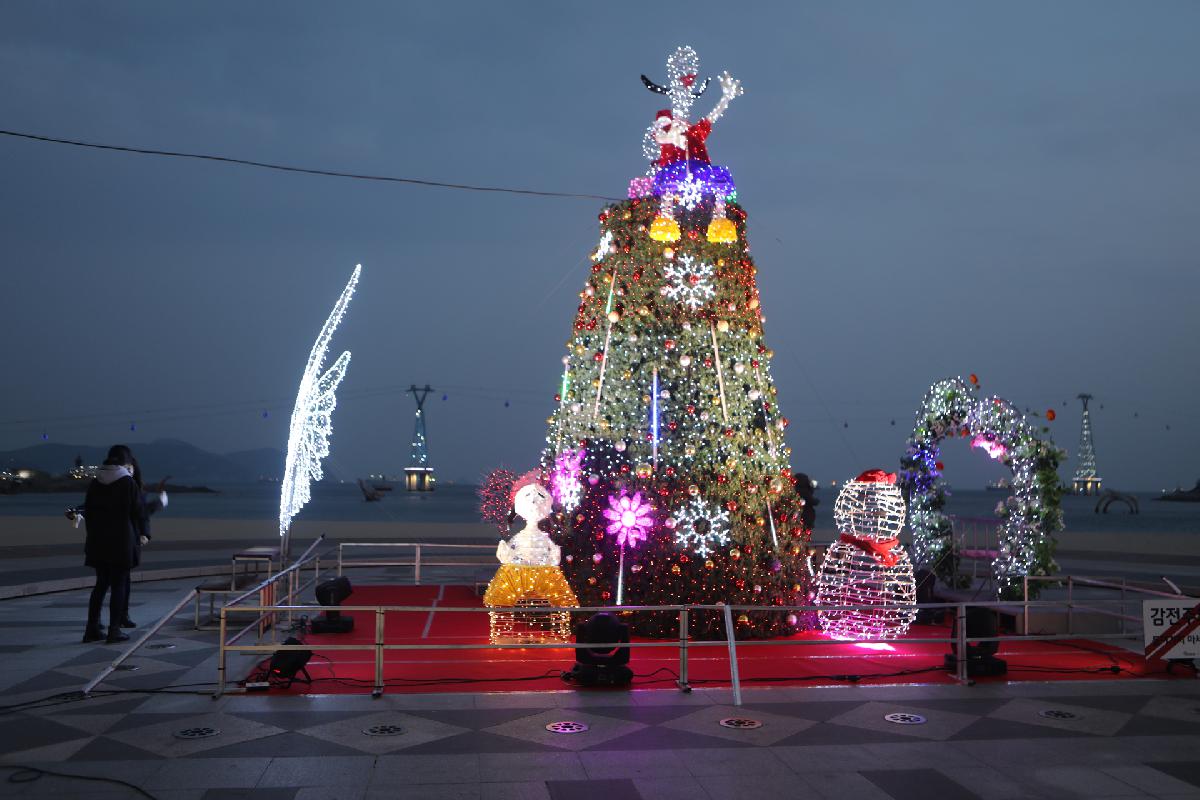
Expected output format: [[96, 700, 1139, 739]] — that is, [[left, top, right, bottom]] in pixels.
[[815, 470, 917, 640]]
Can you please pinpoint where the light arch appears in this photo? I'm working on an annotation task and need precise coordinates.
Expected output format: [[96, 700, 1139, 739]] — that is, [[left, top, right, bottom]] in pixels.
[[899, 377, 1065, 598]]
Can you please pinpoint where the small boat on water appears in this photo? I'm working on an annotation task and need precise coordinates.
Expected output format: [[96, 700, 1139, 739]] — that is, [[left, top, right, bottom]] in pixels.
[[358, 479, 385, 502], [1159, 480, 1200, 503]]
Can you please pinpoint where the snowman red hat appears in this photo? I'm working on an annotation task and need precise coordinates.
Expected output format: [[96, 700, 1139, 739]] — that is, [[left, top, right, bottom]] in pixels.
[[850, 469, 897, 485]]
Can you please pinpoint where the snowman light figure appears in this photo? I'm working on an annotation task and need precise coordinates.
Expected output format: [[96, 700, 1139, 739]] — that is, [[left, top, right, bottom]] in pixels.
[[815, 470, 917, 640], [496, 472, 560, 566]]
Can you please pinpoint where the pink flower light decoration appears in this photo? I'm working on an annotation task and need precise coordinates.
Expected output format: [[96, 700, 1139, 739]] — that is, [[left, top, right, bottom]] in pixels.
[[551, 448, 585, 509], [603, 490, 654, 547]]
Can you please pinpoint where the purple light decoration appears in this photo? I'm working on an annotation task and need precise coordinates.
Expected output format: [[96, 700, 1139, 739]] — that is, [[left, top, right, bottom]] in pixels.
[[602, 490, 655, 605], [970, 434, 1008, 461], [551, 447, 585, 510], [651, 369, 660, 468], [651, 160, 735, 199]]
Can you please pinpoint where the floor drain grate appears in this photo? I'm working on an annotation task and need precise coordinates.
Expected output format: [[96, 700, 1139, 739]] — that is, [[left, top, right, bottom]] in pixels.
[[173, 727, 219, 740], [362, 724, 405, 737], [545, 721, 589, 734], [884, 712, 927, 725], [147, 643, 177, 650], [719, 717, 763, 730], [1038, 709, 1079, 720]]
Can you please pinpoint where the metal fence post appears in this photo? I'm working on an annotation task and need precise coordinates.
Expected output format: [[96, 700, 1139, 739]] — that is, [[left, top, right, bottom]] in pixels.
[[1067, 576, 1074, 635], [1023, 576, 1029, 634], [216, 608, 228, 697], [414, 544, 422, 586], [337, 544, 343, 577], [374, 607, 386, 697], [722, 605, 742, 706], [1120, 578, 1127, 636], [678, 608, 690, 692], [955, 603, 968, 684]]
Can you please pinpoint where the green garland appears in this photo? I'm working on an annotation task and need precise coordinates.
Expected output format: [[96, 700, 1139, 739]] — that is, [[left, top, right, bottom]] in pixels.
[[900, 377, 1065, 599]]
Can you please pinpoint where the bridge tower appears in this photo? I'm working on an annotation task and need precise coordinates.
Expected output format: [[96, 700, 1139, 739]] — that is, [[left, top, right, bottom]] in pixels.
[[1072, 393, 1102, 495], [404, 384, 436, 492]]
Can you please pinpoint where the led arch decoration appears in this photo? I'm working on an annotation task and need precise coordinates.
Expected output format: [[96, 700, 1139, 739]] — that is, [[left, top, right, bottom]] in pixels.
[[899, 377, 1065, 599]]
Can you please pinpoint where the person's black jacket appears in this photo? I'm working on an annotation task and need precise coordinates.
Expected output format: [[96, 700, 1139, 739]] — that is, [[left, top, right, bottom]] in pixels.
[[83, 465, 147, 569]]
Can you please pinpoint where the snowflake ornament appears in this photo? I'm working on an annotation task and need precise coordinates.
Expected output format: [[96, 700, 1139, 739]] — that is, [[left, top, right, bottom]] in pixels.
[[592, 231, 613, 262], [673, 496, 731, 556], [603, 490, 655, 547], [677, 174, 705, 209], [663, 254, 715, 309]]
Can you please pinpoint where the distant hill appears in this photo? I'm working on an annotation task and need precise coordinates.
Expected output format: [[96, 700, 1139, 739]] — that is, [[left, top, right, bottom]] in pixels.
[[0, 440, 284, 484]]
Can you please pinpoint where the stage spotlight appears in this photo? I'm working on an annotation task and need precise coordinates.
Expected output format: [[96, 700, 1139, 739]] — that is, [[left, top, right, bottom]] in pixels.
[[311, 576, 355, 634], [944, 606, 1007, 677], [563, 613, 633, 687], [269, 636, 313, 687]]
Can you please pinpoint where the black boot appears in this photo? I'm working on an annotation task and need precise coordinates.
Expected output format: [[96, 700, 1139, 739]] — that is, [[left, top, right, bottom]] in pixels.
[[121, 618, 136, 628], [83, 626, 104, 643], [106, 628, 130, 644]]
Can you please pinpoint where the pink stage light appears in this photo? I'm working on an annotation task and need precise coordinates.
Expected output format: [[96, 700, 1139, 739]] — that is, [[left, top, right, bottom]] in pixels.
[[971, 434, 1008, 460]]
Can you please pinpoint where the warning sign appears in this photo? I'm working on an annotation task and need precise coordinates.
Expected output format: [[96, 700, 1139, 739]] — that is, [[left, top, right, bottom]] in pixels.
[[1143, 598, 1200, 661]]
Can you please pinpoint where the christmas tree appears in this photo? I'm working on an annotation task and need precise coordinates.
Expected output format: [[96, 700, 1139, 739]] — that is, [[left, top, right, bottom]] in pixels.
[[542, 46, 811, 639]]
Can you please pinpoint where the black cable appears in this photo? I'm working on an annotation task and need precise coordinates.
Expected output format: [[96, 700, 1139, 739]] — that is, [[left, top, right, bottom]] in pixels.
[[0, 684, 219, 715], [0, 129, 622, 202], [6, 766, 157, 799]]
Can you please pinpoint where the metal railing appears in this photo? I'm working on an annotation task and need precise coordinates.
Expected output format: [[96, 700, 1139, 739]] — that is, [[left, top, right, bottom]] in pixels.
[[948, 515, 1002, 582], [215, 592, 1159, 705], [336, 542, 495, 584], [82, 536, 327, 696], [1023, 573, 1191, 637]]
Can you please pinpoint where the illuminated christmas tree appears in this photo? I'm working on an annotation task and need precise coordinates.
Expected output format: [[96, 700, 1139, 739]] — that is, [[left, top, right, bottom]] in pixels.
[[542, 47, 812, 638]]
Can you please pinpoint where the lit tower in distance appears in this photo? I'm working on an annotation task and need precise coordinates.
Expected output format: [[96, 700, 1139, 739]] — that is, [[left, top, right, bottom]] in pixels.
[[404, 384, 435, 492], [1072, 393, 1102, 495]]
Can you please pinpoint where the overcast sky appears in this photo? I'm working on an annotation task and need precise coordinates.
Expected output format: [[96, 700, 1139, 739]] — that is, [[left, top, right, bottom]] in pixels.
[[2, 2, 1197, 490]]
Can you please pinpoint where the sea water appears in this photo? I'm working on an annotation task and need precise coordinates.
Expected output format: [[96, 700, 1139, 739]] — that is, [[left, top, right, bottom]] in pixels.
[[1, 484, 1196, 535]]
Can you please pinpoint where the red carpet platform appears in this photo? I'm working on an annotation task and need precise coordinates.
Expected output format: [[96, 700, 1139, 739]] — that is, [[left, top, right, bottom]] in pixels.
[[254, 584, 1184, 695]]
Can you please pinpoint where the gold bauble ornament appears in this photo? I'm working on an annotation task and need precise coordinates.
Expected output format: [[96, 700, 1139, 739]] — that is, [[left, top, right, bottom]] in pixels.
[[716, 319, 730, 333], [608, 311, 620, 323]]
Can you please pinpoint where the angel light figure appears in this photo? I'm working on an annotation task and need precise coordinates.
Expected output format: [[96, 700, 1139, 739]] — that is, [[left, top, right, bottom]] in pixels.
[[815, 470, 917, 640], [495, 472, 561, 566]]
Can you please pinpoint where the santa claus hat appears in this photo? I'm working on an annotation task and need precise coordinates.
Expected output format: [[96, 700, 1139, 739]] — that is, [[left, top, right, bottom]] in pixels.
[[510, 470, 544, 501], [655, 108, 673, 120], [853, 469, 897, 485]]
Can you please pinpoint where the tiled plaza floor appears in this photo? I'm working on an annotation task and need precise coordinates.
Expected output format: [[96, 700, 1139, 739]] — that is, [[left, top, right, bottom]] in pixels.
[[1, 579, 1199, 799]]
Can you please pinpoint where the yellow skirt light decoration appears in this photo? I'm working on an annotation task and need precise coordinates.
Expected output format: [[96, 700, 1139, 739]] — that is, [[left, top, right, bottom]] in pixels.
[[483, 564, 578, 644]]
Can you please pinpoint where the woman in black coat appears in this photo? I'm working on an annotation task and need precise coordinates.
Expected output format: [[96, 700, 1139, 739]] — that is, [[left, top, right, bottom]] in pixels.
[[83, 444, 147, 643]]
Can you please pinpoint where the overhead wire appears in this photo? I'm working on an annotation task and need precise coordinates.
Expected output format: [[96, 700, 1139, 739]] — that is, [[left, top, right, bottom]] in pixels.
[[0, 128, 623, 202]]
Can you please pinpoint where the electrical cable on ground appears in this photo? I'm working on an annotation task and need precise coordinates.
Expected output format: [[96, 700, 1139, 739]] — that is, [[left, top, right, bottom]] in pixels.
[[5, 766, 158, 799]]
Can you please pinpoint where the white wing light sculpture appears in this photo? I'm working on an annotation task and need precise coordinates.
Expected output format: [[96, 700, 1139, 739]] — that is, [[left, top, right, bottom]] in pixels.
[[278, 264, 361, 557]]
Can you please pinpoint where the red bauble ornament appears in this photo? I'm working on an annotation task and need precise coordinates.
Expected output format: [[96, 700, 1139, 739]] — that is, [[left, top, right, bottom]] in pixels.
[[935, 461, 945, 471], [1046, 409, 1057, 421], [969, 373, 979, 385]]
